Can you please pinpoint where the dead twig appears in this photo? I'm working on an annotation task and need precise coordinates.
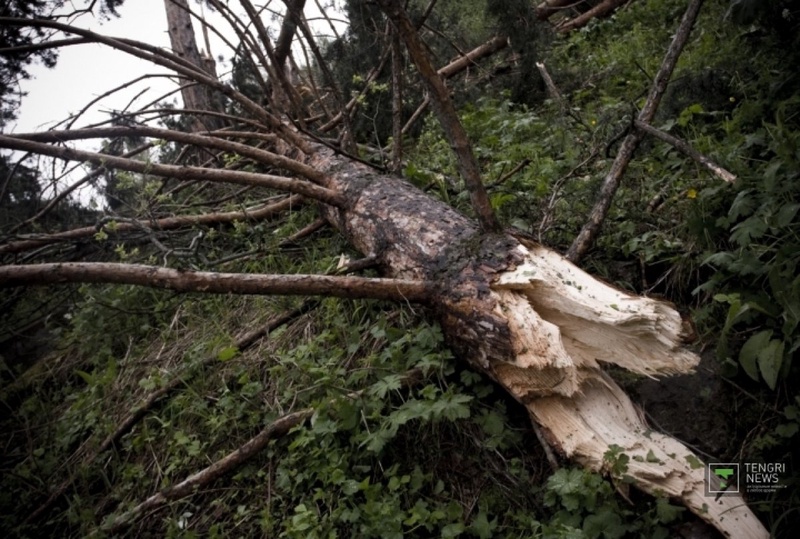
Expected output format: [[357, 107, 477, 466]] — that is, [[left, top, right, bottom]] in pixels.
[[634, 119, 736, 183]]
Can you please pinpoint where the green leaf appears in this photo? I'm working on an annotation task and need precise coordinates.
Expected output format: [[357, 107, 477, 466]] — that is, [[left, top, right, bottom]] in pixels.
[[369, 374, 404, 398], [785, 405, 799, 421], [583, 509, 625, 539], [728, 189, 757, 220], [758, 339, 785, 390], [775, 423, 798, 438], [469, 511, 496, 539], [655, 497, 684, 523], [336, 400, 359, 431], [739, 330, 773, 381], [75, 369, 95, 385], [773, 202, 800, 228], [730, 216, 768, 246], [217, 346, 239, 362], [441, 523, 465, 538]]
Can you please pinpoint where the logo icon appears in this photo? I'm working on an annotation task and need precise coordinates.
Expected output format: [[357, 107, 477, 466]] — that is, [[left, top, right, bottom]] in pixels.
[[707, 463, 739, 495]]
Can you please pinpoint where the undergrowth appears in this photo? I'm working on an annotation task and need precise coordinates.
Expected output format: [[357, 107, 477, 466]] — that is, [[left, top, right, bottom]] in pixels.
[[2, 0, 800, 537]]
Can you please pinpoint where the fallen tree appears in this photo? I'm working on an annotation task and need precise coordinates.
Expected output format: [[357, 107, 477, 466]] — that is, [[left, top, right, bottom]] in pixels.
[[0, 1, 769, 537], [0, 138, 767, 537]]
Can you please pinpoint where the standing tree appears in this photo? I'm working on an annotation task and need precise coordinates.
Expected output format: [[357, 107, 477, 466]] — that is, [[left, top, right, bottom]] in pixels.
[[162, 0, 226, 132], [0, 1, 773, 537]]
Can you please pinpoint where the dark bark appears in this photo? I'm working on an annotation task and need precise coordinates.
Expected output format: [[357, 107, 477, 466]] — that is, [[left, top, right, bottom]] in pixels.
[[390, 31, 404, 172], [556, 0, 629, 33], [0, 5, 767, 536], [300, 143, 765, 538], [377, 0, 501, 233], [634, 119, 736, 183], [0, 134, 343, 206]]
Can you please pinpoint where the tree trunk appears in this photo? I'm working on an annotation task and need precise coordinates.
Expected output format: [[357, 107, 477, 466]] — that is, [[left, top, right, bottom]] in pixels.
[[305, 144, 769, 539], [163, 0, 224, 131]]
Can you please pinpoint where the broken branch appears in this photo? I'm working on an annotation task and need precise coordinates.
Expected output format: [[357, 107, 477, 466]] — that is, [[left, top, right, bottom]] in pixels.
[[566, 0, 705, 263]]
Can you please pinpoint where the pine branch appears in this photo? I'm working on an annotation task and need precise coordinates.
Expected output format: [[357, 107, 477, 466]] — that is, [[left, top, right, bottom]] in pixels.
[[0, 262, 433, 302]]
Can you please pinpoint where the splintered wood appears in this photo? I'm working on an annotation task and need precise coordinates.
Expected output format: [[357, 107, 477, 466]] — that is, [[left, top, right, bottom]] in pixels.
[[490, 244, 768, 539]]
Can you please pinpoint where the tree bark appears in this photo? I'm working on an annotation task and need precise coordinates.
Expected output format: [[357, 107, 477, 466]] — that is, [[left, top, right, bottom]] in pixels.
[[377, 0, 501, 233], [163, 0, 224, 131], [557, 0, 629, 33], [634, 119, 737, 183], [0, 262, 432, 302], [303, 143, 768, 539], [0, 6, 768, 537]]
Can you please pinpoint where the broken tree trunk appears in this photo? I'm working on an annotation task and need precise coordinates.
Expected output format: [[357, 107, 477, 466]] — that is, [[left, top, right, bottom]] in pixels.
[[163, 0, 224, 131], [304, 144, 767, 539]]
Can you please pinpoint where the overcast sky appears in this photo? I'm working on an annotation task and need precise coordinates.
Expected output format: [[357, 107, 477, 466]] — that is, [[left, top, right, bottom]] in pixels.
[[13, 0, 179, 133], [11, 0, 346, 134]]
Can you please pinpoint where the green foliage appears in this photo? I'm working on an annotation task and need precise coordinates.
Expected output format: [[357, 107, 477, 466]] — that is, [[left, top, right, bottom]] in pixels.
[[403, 0, 798, 532], [5, 0, 800, 536], [691, 50, 800, 391], [542, 467, 683, 539]]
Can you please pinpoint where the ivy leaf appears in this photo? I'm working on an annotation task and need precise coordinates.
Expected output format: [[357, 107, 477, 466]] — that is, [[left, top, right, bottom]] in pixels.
[[441, 523, 465, 538], [469, 511, 496, 539], [739, 330, 772, 381], [775, 423, 798, 438], [336, 400, 359, 431], [369, 374, 404, 398], [728, 189, 756, 220], [702, 251, 735, 269], [772, 202, 800, 228]]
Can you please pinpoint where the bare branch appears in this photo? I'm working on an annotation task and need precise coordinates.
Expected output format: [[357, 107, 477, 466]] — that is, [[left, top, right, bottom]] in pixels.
[[0, 36, 91, 54], [0, 134, 344, 206], [437, 36, 508, 79], [0, 263, 433, 302], [0, 17, 310, 151], [95, 408, 314, 536], [94, 368, 427, 536], [296, 11, 357, 151], [633, 119, 736, 183], [390, 31, 404, 172], [402, 36, 509, 136], [24, 299, 319, 526], [274, 0, 307, 67], [566, 0, 704, 263], [377, 0, 501, 233], [536, 0, 583, 21], [7, 142, 155, 235], [556, 0, 630, 33], [0, 196, 301, 256], [12, 126, 326, 183]]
